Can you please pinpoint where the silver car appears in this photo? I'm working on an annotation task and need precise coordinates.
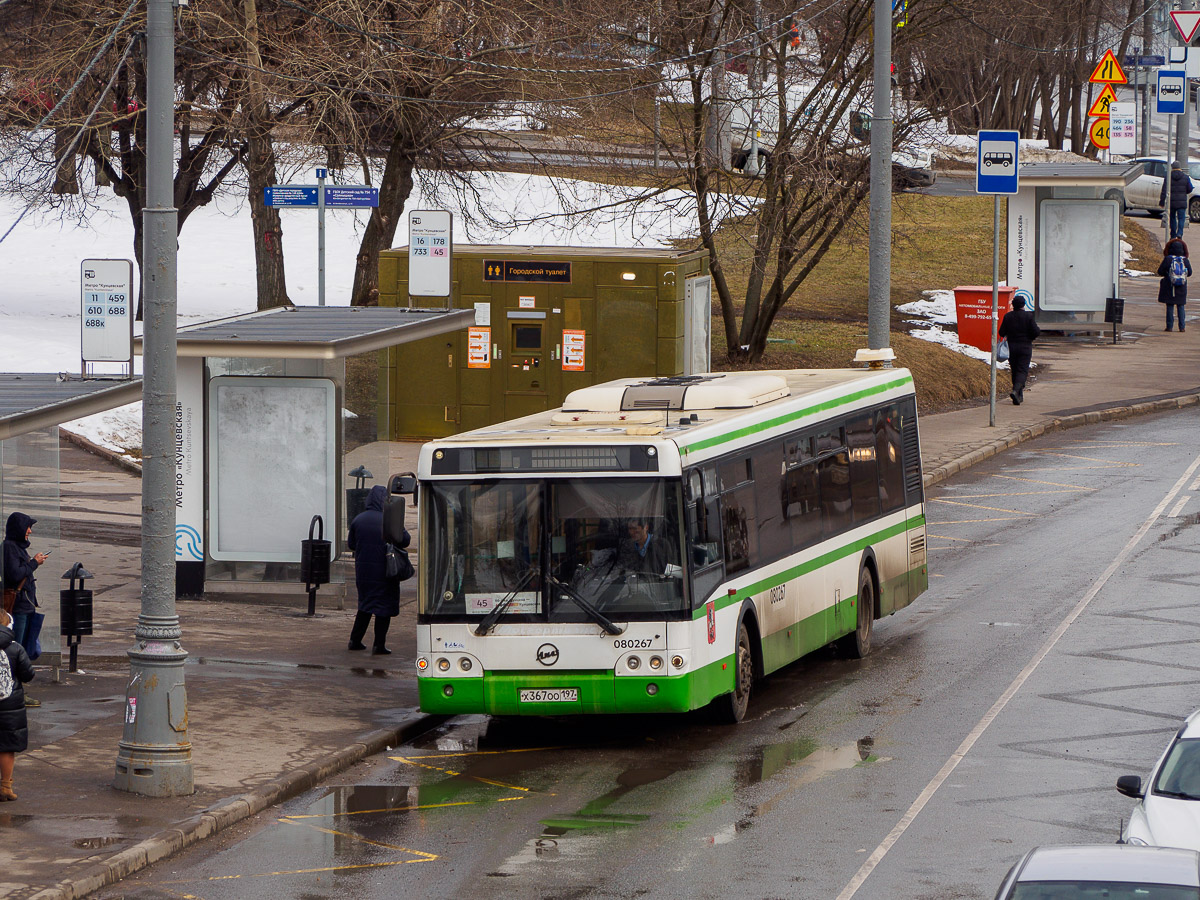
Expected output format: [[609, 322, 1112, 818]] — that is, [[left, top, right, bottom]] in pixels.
[[994, 845, 1200, 898], [1118, 709, 1200, 851]]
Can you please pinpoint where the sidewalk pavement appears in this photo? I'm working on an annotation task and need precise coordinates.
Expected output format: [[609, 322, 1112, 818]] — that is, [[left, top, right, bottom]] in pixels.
[[6, 259, 1200, 900]]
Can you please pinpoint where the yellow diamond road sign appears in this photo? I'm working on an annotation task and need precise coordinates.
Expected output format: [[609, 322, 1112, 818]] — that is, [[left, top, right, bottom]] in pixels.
[[1088, 85, 1119, 118]]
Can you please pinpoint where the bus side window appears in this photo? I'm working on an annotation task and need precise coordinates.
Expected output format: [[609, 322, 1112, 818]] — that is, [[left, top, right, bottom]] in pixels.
[[784, 461, 821, 550], [721, 484, 756, 574], [686, 468, 725, 604], [876, 405, 905, 513], [847, 413, 881, 522], [817, 429, 852, 536]]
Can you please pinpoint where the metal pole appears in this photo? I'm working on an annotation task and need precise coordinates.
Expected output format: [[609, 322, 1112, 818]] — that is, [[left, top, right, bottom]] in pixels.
[[867, 0, 893, 354], [1165, 113, 1174, 234], [114, 0, 193, 797], [317, 168, 326, 307], [989, 196, 999, 428]]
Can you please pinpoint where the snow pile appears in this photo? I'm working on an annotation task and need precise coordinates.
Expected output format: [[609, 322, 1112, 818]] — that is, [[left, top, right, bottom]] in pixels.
[[897, 289, 1010, 369], [1120, 231, 1153, 277]]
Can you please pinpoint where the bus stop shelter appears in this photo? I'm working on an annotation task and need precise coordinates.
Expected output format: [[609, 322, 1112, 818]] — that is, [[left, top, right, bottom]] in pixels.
[[136, 305, 474, 600]]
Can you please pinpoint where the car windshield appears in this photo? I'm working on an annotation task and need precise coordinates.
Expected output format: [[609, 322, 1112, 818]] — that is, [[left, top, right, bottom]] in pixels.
[[1154, 737, 1200, 800], [422, 478, 687, 621], [1011, 883, 1198, 899]]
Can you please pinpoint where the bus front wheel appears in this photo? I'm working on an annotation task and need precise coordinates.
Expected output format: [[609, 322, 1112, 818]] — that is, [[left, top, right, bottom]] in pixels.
[[839, 567, 875, 659], [715, 621, 753, 724]]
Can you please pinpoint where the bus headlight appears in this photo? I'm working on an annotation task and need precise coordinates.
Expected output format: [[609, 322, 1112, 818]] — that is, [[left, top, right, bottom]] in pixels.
[[649, 655, 663, 670], [437, 657, 450, 672], [458, 657, 472, 672], [627, 655, 641, 670], [671, 655, 684, 669]]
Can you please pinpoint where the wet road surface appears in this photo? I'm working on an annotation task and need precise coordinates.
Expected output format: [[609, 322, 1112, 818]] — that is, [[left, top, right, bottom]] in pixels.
[[97, 410, 1200, 899]]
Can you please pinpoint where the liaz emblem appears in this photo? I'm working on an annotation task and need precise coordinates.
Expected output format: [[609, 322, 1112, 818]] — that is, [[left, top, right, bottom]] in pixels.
[[536, 643, 560, 666]]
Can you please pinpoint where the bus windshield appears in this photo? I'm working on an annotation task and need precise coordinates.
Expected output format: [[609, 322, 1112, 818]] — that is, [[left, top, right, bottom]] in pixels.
[[422, 478, 687, 621]]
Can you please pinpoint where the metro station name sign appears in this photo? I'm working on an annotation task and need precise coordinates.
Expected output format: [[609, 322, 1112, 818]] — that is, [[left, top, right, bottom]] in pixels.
[[483, 260, 572, 283]]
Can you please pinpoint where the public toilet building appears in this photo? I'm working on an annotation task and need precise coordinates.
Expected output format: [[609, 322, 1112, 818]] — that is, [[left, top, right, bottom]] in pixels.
[[378, 245, 712, 439]]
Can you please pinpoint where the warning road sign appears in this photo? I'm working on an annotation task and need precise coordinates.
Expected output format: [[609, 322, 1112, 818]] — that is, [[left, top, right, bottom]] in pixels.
[[1089, 50, 1128, 84], [1087, 84, 1119, 118], [1089, 118, 1110, 149], [1171, 10, 1200, 43]]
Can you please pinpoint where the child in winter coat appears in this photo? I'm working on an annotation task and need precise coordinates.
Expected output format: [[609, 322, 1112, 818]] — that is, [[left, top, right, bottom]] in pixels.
[[0, 609, 35, 801], [1157, 237, 1192, 332]]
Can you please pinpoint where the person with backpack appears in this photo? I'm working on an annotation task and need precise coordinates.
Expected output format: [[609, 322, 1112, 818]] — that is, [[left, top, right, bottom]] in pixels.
[[0, 609, 35, 801], [1157, 237, 1192, 332], [998, 294, 1041, 405], [1159, 160, 1194, 239]]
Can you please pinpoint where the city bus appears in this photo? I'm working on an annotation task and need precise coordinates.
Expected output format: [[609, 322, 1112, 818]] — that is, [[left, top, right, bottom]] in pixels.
[[408, 368, 927, 722]]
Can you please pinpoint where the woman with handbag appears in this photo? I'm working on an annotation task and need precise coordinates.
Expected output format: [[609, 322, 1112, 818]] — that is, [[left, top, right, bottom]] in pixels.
[[346, 485, 407, 656], [0, 609, 35, 800], [3, 512, 46, 708]]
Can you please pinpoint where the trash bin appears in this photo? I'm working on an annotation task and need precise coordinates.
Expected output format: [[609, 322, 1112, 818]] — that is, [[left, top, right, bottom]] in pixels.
[[953, 285, 1017, 353], [60, 562, 94, 673], [300, 515, 331, 616]]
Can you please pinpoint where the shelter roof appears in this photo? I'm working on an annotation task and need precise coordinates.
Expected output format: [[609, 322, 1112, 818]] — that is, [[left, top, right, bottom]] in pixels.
[[0, 374, 142, 441], [1017, 162, 1142, 187], [135, 305, 475, 360]]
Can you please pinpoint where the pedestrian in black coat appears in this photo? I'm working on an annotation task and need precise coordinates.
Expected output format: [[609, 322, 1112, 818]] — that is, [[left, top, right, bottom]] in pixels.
[[998, 295, 1041, 406], [0, 610, 36, 801], [1157, 237, 1192, 332], [3, 512, 46, 708], [347, 485, 407, 655], [1159, 160, 1194, 239]]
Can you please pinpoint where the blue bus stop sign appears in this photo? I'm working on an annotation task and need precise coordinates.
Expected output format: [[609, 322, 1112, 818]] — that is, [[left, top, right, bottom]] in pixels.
[[1157, 70, 1186, 115], [976, 130, 1020, 195]]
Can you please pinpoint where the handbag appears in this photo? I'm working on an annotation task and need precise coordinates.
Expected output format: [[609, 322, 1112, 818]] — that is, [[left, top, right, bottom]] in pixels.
[[997, 338, 1010, 361], [2, 578, 26, 615], [23, 611, 44, 662], [385, 544, 415, 582]]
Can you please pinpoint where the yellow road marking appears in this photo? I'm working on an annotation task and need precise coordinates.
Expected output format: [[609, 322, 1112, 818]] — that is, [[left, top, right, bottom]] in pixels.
[[930, 498, 1032, 515], [944, 490, 1082, 498], [989, 474, 1095, 490], [392, 753, 546, 794], [1024, 451, 1138, 466], [1057, 439, 1177, 446], [932, 517, 1029, 523], [393, 747, 561, 760]]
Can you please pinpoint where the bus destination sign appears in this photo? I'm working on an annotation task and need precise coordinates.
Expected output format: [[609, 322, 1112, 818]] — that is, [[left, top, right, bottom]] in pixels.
[[484, 260, 572, 283]]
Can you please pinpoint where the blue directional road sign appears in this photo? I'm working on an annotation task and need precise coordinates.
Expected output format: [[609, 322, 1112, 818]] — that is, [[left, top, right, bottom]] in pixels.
[[976, 130, 1019, 195], [1157, 69, 1187, 115], [325, 186, 379, 208], [264, 186, 318, 207]]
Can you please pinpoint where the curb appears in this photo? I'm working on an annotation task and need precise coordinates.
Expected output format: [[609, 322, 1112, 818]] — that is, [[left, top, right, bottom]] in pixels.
[[922, 392, 1200, 487], [28, 712, 446, 900], [59, 427, 143, 478]]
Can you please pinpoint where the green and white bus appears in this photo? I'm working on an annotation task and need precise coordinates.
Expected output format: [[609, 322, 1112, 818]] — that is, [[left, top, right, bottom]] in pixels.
[[411, 369, 927, 722]]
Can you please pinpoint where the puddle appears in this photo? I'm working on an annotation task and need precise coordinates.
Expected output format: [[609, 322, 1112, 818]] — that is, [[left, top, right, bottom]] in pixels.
[[1157, 512, 1200, 542], [73, 835, 122, 849], [191, 656, 394, 678], [310, 784, 421, 816], [0, 814, 34, 828]]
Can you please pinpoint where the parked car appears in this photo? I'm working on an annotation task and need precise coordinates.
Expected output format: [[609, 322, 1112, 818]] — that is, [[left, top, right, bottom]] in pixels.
[[1113, 157, 1200, 222], [1117, 708, 1200, 851], [993, 844, 1200, 899]]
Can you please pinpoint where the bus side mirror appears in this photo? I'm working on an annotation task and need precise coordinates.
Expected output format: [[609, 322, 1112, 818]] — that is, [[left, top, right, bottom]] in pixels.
[[389, 472, 418, 506], [383, 498, 408, 548]]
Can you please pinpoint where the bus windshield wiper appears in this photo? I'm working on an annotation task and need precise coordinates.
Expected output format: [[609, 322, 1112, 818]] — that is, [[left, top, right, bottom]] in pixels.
[[474, 566, 539, 636], [546, 573, 625, 636]]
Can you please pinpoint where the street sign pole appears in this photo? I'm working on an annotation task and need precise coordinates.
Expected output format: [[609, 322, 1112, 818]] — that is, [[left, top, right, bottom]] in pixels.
[[976, 130, 1020, 428], [317, 168, 327, 307]]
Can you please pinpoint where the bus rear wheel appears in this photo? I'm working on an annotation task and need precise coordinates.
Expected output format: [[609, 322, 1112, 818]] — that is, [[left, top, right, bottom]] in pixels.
[[839, 567, 874, 659], [715, 621, 753, 723]]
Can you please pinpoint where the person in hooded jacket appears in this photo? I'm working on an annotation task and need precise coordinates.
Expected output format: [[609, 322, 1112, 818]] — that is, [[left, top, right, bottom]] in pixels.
[[998, 294, 1041, 406], [1159, 160, 1195, 240], [0, 609, 36, 801], [3, 513, 46, 707], [1157, 237, 1192, 332], [347, 485, 408, 655]]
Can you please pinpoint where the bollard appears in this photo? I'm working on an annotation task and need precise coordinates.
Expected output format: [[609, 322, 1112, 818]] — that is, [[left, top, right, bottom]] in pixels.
[[60, 562, 94, 673], [299, 515, 331, 616]]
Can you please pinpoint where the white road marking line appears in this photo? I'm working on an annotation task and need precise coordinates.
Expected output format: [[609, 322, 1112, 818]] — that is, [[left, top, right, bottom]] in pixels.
[[1189, 477, 1200, 492], [834, 449, 1200, 900], [1169, 495, 1192, 518]]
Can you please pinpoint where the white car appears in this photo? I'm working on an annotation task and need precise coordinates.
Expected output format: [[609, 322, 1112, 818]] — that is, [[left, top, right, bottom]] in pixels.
[[1116, 157, 1200, 222], [1118, 708, 1200, 851], [993, 844, 1200, 899]]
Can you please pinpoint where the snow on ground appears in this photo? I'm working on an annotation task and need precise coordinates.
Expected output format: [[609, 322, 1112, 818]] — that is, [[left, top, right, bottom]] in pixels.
[[897, 289, 1011, 369]]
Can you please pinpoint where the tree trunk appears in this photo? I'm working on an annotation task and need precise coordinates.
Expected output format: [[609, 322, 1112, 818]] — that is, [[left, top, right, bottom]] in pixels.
[[53, 127, 79, 195], [242, 0, 289, 310], [351, 136, 415, 307]]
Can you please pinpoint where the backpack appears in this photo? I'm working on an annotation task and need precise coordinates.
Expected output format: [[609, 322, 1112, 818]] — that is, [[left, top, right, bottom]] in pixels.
[[1169, 255, 1188, 287], [0, 649, 14, 702]]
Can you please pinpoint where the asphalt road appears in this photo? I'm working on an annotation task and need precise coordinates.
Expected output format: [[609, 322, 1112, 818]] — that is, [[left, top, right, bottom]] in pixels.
[[97, 410, 1200, 900]]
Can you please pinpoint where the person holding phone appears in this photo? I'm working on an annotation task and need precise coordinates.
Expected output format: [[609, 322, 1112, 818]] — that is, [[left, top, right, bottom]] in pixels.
[[2, 513, 46, 708]]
